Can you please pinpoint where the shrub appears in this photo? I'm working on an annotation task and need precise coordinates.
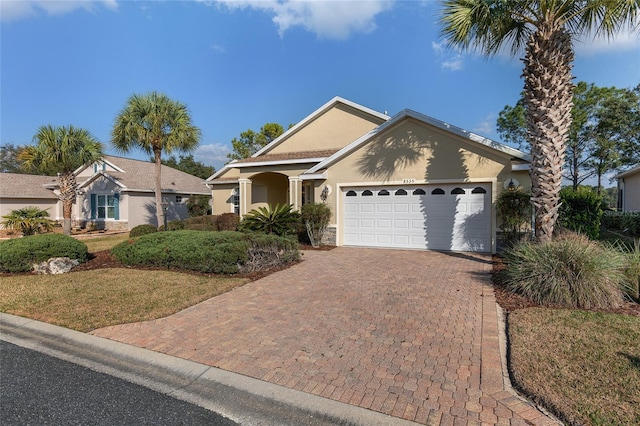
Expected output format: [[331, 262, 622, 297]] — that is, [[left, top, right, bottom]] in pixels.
[[183, 215, 218, 231], [497, 232, 627, 310], [301, 203, 332, 247], [111, 230, 300, 274], [616, 239, 640, 301], [0, 234, 88, 273], [1, 206, 54, 236], [129, 224, 158, 238], [239, 204, 300, 237], [217, 213, 240, 231], [187, 194, 212, 217], [496, 188, 531, 246], [558, 186, 602, 239], [240, 233, 300, 273], [159, 220, 186, 231]]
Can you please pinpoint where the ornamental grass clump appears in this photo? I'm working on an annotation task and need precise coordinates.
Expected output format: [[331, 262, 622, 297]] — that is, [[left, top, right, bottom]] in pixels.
[[498, 232, 626, 310]]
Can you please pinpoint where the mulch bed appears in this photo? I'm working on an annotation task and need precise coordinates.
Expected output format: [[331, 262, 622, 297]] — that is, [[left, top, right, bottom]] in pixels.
[[492, 256, 640, 318]]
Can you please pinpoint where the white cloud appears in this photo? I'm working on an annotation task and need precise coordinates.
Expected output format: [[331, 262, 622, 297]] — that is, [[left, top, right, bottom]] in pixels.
[[574, 29, 640, 55], [195, 143, 231, 169], [432, 40, 464, 71], [205, 0, 394, 40], [210, 44, 226, 53], [473, 113, 495, 136], [0, 0, 118, 22]]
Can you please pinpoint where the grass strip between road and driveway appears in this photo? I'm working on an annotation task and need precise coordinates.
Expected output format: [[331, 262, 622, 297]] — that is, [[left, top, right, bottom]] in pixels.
[[508, 307, 640, 426]]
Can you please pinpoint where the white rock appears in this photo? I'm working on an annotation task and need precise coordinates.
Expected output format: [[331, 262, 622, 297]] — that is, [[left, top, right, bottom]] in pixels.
[[33, 257, 80, 274]]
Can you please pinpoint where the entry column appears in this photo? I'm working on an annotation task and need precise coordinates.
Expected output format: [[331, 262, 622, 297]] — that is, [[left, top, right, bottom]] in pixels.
[[239, 178, 252, 216]]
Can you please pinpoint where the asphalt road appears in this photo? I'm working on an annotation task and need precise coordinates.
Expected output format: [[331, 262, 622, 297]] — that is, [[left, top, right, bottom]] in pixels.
[[1, 340, 238, 425]]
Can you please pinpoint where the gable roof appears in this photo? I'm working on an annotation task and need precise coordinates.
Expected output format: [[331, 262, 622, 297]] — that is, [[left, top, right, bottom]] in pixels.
[[0, 173, 59, 199], [206, 97, 389, 181], [79, 155, 209, 194], [305, 109, 530, 175]]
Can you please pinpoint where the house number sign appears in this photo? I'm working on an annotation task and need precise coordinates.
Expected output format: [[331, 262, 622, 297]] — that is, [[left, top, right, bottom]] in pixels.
[[402, 178, 416, 184]]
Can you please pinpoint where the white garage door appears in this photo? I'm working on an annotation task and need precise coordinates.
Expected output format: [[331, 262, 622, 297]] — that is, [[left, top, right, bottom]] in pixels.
[[342, 184, 491, 252]]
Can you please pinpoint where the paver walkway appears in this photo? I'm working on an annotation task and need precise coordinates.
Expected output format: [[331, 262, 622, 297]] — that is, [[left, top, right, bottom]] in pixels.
[[92, 248, 558, 425]]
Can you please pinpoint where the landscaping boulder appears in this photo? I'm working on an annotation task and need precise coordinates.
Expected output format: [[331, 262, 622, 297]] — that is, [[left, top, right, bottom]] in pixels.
[[33, 257, 80, 275]]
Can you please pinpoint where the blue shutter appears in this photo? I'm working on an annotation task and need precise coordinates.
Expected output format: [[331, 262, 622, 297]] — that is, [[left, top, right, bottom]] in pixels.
[[90, 194, 96, 219], [93, 164, 97, 173], [114, 193, 120, 220]]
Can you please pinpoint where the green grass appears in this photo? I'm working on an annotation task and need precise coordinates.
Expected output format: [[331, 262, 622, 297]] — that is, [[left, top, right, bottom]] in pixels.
[[78, 234, 129, 253], [509, 308, 640, 426]]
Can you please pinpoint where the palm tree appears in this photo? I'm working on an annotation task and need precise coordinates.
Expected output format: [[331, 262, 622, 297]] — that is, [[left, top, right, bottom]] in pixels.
[[1, 206, 54, 236], [19, 125, 104, 235], [439, 0, 639, 243], [111, 92, 201, 228]]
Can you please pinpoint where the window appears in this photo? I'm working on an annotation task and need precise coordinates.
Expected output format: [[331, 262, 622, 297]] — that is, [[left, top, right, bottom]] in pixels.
[[346, 190, 357, 197], [378, 189, 390, 196], [471, 187, 487, 194], [362, 190, 373, 196], [431, 188, 445, 195], [302, 183, 314, 205], [91, 194, 119, 220], [413, 188, 426, 195], [176, 195, 182, 203], [451, 188, 465, 194], [395, 189, 408, 196], [232, 188, 240, 214]]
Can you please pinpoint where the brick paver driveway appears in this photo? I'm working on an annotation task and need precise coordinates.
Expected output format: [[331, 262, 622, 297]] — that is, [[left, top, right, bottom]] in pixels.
[[92, 248, 557, 425]]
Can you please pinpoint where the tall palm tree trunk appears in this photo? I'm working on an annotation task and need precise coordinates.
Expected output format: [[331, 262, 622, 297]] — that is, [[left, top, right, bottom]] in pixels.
[[58, 172, 78, 236], [523, 25, 574, 243], [154, 148, 165, 229]]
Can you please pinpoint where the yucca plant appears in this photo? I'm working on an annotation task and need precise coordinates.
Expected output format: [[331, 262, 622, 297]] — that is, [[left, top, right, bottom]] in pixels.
[[1, 206, 54, 236], [239, 203, 300, 237]]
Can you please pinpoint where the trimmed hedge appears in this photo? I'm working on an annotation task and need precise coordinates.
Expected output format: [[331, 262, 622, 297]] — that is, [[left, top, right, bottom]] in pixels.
[[0, 234, 88, 273], [129, 224, 158, 238], [602, 211, 640, 237], [111, 230, 299, 274], [558, 187, 602, 239]]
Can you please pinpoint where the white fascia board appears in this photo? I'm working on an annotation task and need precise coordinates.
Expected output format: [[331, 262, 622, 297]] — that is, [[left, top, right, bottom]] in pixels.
[[232, 157, 328, 168], [300, 172, 328, 180], [205, 180, 239, 186], [205, 164, 233, 181], [511, 163, 531, 171], [615, 164, 640, 179], [306, 109, 530, 174], [74, 157, 125, 175], [252, 96, 390, 158]]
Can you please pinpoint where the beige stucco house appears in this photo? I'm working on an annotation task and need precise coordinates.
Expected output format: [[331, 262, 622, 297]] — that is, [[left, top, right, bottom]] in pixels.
[[1, 155, 210, 230], [616, 165, 640, 212], [206, 97, 531, 253]]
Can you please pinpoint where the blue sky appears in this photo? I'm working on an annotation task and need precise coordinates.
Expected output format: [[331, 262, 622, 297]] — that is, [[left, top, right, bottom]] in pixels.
[[2, 0, 639, 173]]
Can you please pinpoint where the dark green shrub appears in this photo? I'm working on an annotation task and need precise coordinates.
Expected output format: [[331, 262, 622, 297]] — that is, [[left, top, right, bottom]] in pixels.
[[620, 213, 640, 237], [558, 186, 603, 239], [239, 204, 300, 237], [217, 213, 240, 231], [129, 224, 158, 238], [187, 194, 212, 217], [496, 188, 532, 246], [159, 220, 186, 231], [111, 230, 299, 274], [0, 234, 88, 273], [183, 215, 218, 231], [497, 232, 626, 310], [613, 239, 640, 301], [301, 203, 332, 247]]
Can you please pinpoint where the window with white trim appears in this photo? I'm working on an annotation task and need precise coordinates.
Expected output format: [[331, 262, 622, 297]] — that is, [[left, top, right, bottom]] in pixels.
[[91, 194, 119, 219], [232, 188, 240, 214], [302, 183, 314, 205]]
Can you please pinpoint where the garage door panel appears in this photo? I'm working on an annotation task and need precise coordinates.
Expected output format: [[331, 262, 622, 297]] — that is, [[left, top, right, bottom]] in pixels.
[[343, 184, 490, 252]]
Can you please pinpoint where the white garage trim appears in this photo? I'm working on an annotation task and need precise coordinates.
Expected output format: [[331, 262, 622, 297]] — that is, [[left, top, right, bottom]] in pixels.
[[339, 183, 493, 252]]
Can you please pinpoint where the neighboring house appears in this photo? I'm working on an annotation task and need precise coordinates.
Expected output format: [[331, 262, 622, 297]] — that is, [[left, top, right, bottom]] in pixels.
[[0, 155, 210, 230], [206, 96, 531, 253], [616, 165, 640, 212]]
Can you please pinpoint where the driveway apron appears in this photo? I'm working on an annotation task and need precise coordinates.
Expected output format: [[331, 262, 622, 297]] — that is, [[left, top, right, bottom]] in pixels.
[[92, 248, 557, 425]]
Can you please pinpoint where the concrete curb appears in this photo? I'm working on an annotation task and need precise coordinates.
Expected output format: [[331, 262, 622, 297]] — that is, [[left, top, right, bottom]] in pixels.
[[0, 313, 417, 426]]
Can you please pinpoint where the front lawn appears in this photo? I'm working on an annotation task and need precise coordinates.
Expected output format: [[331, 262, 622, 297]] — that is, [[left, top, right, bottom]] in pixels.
[[0, 269, 248, 332], [508, 308, 640, 426]]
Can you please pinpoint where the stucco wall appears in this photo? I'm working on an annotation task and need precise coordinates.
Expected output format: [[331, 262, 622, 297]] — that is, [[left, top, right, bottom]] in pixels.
[[268, 104, 384, 155], [0, 198, 60, 222], [211, 184, 238, 215], [622, 171, 640, 212]]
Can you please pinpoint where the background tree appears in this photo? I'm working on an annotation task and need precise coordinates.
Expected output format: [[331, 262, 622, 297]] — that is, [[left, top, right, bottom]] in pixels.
[[440, 0, 639, 243], [19, 125, 104, 235], [112, 91, 201, 228], [227, 122, 285, 161], [498, 83, 639, 192], [0, 144, 26, 173], [151, 154, 215, 179]]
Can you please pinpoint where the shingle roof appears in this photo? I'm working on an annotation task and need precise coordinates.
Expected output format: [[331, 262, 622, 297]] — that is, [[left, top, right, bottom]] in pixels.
[[234, 149, 339, 164], [0, 173, 59, 198], [85, 156, 209, 194]]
